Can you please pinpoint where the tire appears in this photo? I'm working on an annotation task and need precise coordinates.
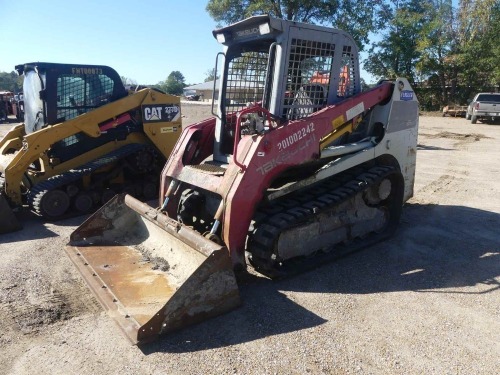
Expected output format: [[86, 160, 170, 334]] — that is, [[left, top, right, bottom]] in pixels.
[[36, 189, 70, 219], [471, 115, 477, 124], [465, 112, 471, 120], [74, 192, 94, 213]]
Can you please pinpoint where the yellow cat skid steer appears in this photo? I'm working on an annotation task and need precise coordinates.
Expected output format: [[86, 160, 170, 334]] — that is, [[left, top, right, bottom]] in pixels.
[[0, 62, 181, 233]]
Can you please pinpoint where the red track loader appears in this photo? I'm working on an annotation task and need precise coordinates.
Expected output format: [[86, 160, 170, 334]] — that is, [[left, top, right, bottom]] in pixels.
[[66, 15, 419, 344]]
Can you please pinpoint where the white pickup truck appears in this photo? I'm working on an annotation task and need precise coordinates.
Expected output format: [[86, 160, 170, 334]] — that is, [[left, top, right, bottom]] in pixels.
[[466, 93, 500, 124]]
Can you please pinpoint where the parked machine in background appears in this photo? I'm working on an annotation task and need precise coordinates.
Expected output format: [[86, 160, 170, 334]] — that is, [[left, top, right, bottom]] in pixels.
[[0, 91, 23, 122], [0, 62, 181, 233], [66, 16, 419, 344], [14, 92, 24, 121], [1, 91, 13, 122], [442, 103, 467, 117]]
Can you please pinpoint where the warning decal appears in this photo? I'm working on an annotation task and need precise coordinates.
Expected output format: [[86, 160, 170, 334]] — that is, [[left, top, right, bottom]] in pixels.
[[161, 126, 179, 133]]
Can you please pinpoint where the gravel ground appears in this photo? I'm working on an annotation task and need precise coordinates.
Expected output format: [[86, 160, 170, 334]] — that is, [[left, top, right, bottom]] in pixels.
[[0, 106, 498, 375]]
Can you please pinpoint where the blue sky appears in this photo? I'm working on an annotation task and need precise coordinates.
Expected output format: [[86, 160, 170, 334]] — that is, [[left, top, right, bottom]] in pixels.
[[0, 0, 382, 85], [0, 0, 222, 85], [0, 0, 459, 86]]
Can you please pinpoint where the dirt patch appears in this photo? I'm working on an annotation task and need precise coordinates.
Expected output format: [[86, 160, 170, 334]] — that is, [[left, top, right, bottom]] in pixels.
[[419, 111, 444, 117], [421, 131, 490, 141], [180, 101, 214, 127], [0, 114, 498, 375], [0, 275, 71, 333]]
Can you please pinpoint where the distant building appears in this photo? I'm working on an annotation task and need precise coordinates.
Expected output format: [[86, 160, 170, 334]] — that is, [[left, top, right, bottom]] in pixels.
[[184, 80, 220, 102], [184, 79, 266, 105]]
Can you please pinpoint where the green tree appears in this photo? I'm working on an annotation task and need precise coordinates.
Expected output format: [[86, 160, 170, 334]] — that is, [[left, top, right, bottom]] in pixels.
[[364, 0, 427, 84], [454, 0, 500, 94], [206, 0, 338, 24], [413, 0, 500, 107], [204, 68, 219, 82], [330, 1, 391, 49], [120, 76, 137, 86], [415, 0, 455, 104], [0, 71, 23, 92], [488, 3, 500, 85], [206, 0, 386, 50], [207, 0, 500, 109], [158, 71, 186, 95]]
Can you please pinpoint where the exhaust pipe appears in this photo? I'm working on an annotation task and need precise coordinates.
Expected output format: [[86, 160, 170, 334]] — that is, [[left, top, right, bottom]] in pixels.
[[65, 194, 241, 344]]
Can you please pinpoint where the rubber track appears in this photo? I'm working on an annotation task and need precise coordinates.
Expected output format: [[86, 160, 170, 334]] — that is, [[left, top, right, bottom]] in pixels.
[[27, 143, 148, 216], [247, 164, 397, 278]]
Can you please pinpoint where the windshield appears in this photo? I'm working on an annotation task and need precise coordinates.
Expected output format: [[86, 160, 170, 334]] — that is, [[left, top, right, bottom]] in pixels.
[[56, 73, 115, 122], [476, 94, 500, 102], [223, 48, 270, 115], [23, 70, 46, 134]]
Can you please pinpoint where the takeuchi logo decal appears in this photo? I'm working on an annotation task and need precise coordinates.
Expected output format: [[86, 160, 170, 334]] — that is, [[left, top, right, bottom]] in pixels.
[[235, 27, 260, 38]]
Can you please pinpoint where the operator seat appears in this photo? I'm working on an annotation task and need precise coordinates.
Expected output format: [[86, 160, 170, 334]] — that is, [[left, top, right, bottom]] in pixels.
[[288, 84, 327, 120]]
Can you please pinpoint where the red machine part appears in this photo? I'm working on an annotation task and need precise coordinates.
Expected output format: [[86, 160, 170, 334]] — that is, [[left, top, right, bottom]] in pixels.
[[99, 113, 132, 131], [161, 82, 393, 266]]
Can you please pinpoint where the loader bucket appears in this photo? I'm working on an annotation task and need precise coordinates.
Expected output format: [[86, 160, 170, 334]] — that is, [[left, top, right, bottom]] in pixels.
[[65, 194, 241, 345], [0, 194, 22, 234]]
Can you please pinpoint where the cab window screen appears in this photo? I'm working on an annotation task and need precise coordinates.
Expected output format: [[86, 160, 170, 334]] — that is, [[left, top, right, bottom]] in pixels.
[[284, 39, 335, 120], [56, 73, 114, 122], [225, 51, 268, 113]]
